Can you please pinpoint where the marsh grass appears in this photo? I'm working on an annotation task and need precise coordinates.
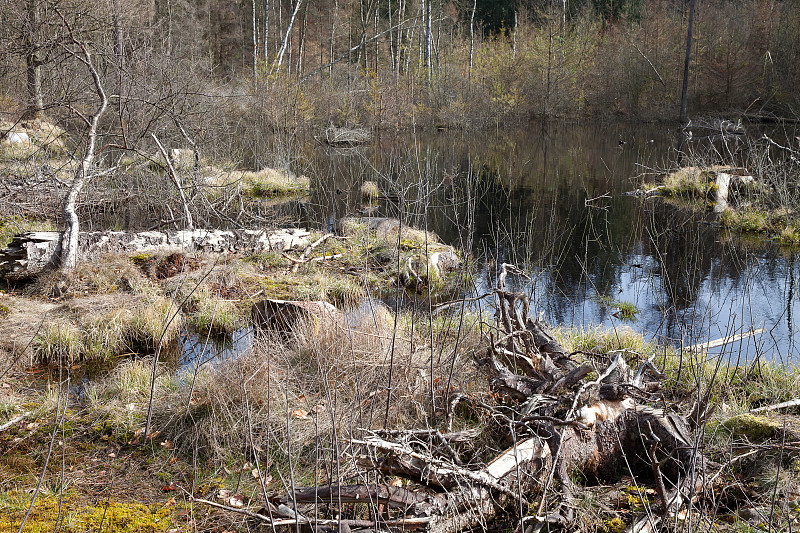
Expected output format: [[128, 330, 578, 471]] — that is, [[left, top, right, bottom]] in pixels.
[[187, 289, 246, 335], [202, 167, 310, 199]]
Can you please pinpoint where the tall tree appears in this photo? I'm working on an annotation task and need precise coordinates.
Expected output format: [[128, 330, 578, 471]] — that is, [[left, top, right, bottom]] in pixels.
[[23, 0, 43, 118], [679, 0, 696, 124]]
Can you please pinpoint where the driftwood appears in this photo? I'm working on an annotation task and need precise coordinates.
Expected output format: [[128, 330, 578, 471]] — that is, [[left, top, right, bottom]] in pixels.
[[322, 125, 371, 147], [261, 263, 710, 533], [0, 228, 311, 280]]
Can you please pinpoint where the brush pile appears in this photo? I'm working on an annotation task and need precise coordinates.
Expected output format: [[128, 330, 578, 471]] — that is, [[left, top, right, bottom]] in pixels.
[[259, 264, 711, 533]]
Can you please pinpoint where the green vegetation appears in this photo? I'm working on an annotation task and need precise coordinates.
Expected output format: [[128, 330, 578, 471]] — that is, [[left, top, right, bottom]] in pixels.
[[649, 165, 800, 245], [0, 216, 56, 248], [0, 494, 173, 533]]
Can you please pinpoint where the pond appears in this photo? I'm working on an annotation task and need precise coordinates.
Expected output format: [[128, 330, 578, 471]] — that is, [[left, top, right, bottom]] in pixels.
[[287, 121, 799, 364], [174, 121, 799, 366]]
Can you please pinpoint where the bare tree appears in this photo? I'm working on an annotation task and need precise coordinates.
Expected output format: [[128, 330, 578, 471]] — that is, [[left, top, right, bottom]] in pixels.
[[57, 10, 108, 273], [679, 0, 696, 125], [23, 0, 44, 118]]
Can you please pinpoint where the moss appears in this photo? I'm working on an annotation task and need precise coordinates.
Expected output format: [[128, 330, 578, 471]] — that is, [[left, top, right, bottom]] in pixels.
[[599, 516, 627, 533], [720, 414, 779, 441], [0, 493, 173, 533], [0, 216, 57, 249], [0, 302, 9, 319]]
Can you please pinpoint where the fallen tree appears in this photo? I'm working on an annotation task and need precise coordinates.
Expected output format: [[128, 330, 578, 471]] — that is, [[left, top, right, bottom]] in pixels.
[[229, 263, 711, 533], [0, 228, 311, 280]]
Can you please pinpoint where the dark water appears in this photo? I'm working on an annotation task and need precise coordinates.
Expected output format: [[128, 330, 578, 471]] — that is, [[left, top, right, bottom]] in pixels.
[[176, 121, 799, 365], [290, 122, 799, 363]]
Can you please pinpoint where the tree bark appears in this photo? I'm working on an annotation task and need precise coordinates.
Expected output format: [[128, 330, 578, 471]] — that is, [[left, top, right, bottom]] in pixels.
[[679, 0, 696, 125], [56, 11, 108, 274], [23, 0, 43, 118]]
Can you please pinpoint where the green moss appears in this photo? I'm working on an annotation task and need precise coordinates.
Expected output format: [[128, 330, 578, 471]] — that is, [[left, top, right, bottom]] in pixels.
[[719, 414, 779, 441], [0, 493, 173, 533], [599, 516, 627, 533], [0, 303, 9, 318]]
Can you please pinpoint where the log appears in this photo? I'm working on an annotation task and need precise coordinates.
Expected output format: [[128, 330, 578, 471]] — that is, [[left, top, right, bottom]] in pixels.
[[0, 228, 312, 280], [269, 264, 711, 533], [251, 298, 341, 333]]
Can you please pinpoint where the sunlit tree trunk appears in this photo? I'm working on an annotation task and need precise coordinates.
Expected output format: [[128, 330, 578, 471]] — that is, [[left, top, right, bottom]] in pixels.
[[264, 0, 269, 64], [23, 0, 43, 118], [57, 11, 108, 274], [469, 0, 475, 80], [679, 0, 696, 124]]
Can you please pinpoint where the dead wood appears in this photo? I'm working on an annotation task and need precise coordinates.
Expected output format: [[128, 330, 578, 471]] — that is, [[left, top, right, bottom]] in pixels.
[[270, 263, 710, 533], [0, 228, 311, 280]]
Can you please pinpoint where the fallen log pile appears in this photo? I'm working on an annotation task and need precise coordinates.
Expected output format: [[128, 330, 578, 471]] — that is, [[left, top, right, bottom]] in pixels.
[[0, 228, 312, 280], [253, 264, 711, 533]]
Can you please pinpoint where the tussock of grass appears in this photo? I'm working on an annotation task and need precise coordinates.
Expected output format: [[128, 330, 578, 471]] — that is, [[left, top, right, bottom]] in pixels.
[[33, 321, 83, 364], [187, 289, 246, 335], [32, 296, 184, 364], [661, 166, 723, 199], [203, 167, 310, 198], [557, 325, 658, 356], [125, 296, 184, 351], [360, 180, 381, 201]]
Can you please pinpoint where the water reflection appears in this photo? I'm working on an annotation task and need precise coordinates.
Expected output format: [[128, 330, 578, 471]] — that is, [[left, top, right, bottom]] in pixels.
[[303, 122, 799, 362]]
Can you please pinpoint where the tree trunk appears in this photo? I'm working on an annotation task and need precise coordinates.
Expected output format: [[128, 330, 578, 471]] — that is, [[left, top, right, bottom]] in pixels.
[[56, 10, 108, 274], [679, 0, 696, 125], [23, 0, 43, 119]]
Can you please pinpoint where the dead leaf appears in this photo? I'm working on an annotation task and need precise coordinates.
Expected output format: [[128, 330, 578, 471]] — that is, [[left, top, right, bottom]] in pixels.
[[228, 495, 244, 508], [165, 497, 177, 506], [160, 440, 175, 450], [217, 489, 232, 500], [146, 430, 161, 441], [161, 483, 177, 492], [242, 462, 252, 470], [251, 468, 260, 478], [291, 409, 310, 420], [311, 404, 325, 414], [169, 457, 178, 465], [108, 452, 116, 458]]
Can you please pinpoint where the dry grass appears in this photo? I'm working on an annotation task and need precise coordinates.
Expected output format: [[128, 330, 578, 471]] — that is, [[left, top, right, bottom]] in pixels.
[[202, 167, 310, 198]]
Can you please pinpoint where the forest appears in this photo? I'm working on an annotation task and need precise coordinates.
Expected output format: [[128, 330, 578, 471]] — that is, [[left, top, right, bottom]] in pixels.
[[1, 0, 800, 533]]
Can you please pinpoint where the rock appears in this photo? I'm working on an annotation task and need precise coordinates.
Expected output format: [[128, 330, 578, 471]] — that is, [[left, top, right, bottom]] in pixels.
[[252, 299, 341, 332], [4, 132, 30, 144], [0, 229, 312, 280]]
